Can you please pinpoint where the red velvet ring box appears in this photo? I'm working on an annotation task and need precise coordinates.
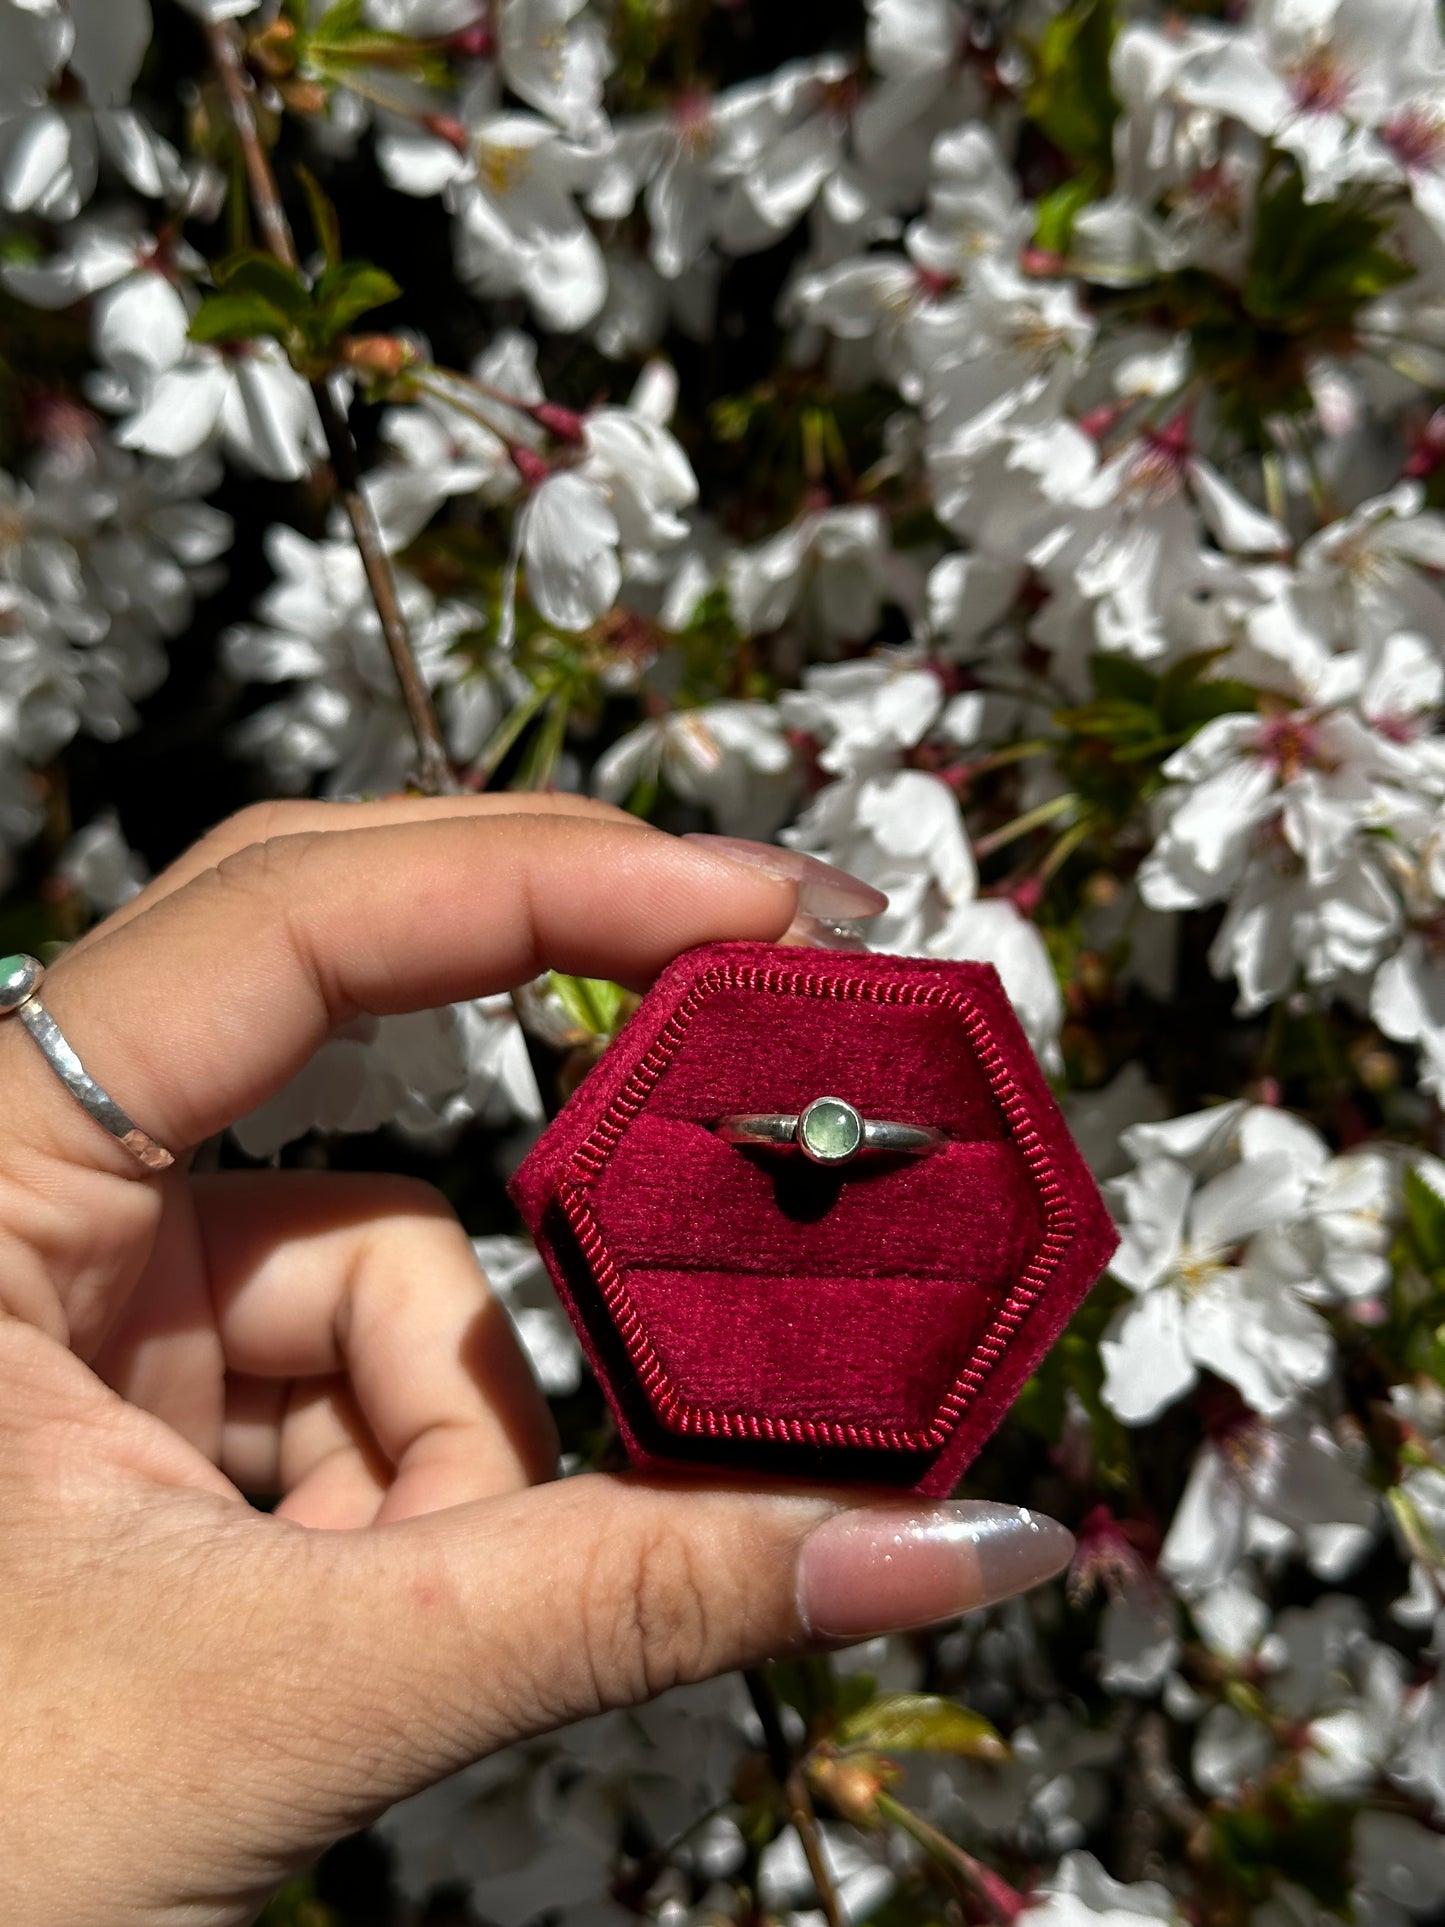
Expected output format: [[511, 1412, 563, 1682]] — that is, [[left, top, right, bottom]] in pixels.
[[511, 942, 1117, 1495]]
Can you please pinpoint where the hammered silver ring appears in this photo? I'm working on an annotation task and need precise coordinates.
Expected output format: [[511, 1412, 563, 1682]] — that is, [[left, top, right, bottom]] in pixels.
[[0, 953, 176, 1172]]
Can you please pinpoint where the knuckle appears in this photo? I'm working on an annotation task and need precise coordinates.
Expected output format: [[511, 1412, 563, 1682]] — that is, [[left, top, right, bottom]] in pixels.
[[205, 799, 310, 861], [210, 826, 326, 900], [193, 829, 336, 1014], [582, 1517, 715, 1708]]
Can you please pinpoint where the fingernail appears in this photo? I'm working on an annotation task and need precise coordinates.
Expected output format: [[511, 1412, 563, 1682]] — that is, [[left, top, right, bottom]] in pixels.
[[683, 833, 888, 922], [780, 912, 872, 952], [796, 1503, 1074, 1640]]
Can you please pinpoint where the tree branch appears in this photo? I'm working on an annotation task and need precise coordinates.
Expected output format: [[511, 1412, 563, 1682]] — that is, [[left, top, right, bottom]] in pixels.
[[743, 1668, 847, 1927], [202, 17, 459, 797]]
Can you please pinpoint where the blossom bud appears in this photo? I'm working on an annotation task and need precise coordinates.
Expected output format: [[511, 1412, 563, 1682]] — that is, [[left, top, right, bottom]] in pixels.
[[1020, 244, 1066, 277], [530, 401, 588, 445], [248, 18, 297, 78], [1008, 876, 1045, 919], [511, 445, 551, 488], [341, 335, 419, 379], [279, 79, 329, 116], [422, 113, 471, 153], [1353, 1045, 1400, 1093], [449, 21, 496, 58], [1405, 410, 1445, 477], [807, 1751, 893, 1828], [1078, 402, 1128, 441]]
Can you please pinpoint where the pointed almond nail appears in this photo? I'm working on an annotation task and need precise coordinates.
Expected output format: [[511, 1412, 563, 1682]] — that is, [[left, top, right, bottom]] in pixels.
[[796, 1503, 1074, 1641], [682, 833, 888, 922]]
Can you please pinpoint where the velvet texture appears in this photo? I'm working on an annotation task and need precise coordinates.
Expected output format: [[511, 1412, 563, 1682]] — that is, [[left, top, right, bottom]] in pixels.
[[512, 943, 1118, 1495]]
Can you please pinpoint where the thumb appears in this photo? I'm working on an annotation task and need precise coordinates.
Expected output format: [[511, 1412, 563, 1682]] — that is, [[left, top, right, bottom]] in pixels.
[[291, 1474, 1073, 1805]]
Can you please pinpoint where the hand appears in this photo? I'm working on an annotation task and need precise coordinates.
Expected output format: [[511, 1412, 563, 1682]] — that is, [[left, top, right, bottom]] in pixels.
[[0, 795, 1073, 1927]]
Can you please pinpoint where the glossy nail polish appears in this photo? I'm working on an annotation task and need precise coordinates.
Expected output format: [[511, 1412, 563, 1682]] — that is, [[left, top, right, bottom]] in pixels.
[[682, 832, 889, 922], [780, 912, 871, 952], [796, 1503, 1074, 1640]]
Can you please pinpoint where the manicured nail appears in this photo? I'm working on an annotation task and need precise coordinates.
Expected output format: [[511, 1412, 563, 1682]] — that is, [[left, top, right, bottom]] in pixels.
[[796, 1503, 1074, 1640], [781, 912, 871, 952], [683, 833, 888, 922]]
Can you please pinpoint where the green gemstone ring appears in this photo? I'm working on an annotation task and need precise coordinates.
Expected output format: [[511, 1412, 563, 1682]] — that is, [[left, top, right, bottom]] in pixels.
[[716, 1096, 946, 1167]]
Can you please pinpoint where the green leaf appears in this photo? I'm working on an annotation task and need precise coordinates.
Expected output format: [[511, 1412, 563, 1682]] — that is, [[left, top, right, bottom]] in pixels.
[[856, 1895, 952, 1927], [1055, 653, 1258, 812], [188, 290, 295, 345], [1013, 1282, 1133, 1489], [1088, 653, 1157, 705], [312, 0, 365, 33], [766, 1657, 873, 1730], [1208, 1792, 1354, 1911], [1025, 0, 1120, 173], [256, 1875, 335, 1926], [213, 250, 312, 316], [1246, 167, 1412, 323], [1054, 697, 1157, 741], [548, 973, 629, 1039], [1034, 173, 1101, 256], [1389, 1483, 1445, 1574], [0, 231, 43, 268], [295, 162, 342, 269], [1404, 1164, 1445, 1275], [835, 1694, 1009, 1762], [1155, 161, 1416, 447], [311, 260, 402, 335], [305, 0, 450, 81], [1156, 651, 1259, 732]]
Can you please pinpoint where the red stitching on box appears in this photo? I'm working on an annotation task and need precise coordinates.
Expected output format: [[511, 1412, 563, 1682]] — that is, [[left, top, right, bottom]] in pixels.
[[556, 960, 1076, 1453]]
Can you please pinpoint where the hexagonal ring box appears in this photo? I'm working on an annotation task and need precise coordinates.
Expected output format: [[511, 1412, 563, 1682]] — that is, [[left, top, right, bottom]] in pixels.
[[512, 942, 1118, 1494]]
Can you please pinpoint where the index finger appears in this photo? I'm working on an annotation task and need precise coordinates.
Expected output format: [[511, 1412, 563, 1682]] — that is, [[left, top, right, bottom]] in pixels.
[[69, 792, 634, 954], [4, 814, 797, 1174]]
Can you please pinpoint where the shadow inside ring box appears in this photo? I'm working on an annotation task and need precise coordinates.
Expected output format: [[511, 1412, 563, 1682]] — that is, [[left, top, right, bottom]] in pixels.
[[733, 1148, 926, 1224]]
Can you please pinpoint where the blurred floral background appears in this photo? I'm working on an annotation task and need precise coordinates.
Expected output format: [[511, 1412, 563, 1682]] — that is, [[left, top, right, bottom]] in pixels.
[[4, 0, 1445, 1921]]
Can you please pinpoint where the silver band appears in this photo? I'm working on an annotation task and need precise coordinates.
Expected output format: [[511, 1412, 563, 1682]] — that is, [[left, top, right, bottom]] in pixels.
[[716, 1095, 946, 1167], [0, 954, 175, 1172]]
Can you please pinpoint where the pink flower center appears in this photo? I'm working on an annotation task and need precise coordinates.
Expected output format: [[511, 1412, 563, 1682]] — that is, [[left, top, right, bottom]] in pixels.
[[820, 71, 863, 119], [1421, 909, 1445, 962], [1067, 1505, 1160, 1604], [1123, 419, 1193, 505], [1384, 106, 1445, 175], [1182, 161, 1240, 222], [22, 390, 99, 451], [672, 90, 714, 141], [1290, 48, 1352, 116], [1256, 712, 1326, 782]]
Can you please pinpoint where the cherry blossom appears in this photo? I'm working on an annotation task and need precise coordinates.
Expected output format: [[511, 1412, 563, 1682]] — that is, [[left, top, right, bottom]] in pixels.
[[0, 0, 183, 219], [1101, 1104, 1337, 1424], [1023, 1852, 1182, 1924], [223, 526, 484, 793], [593, 703, 798, 839], [513, 370, 696, 635]]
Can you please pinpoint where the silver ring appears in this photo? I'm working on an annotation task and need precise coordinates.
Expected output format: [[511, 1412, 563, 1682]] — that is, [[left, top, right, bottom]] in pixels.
[[0, 954, 175, 1172], [716, 1096, 946, 1167]]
